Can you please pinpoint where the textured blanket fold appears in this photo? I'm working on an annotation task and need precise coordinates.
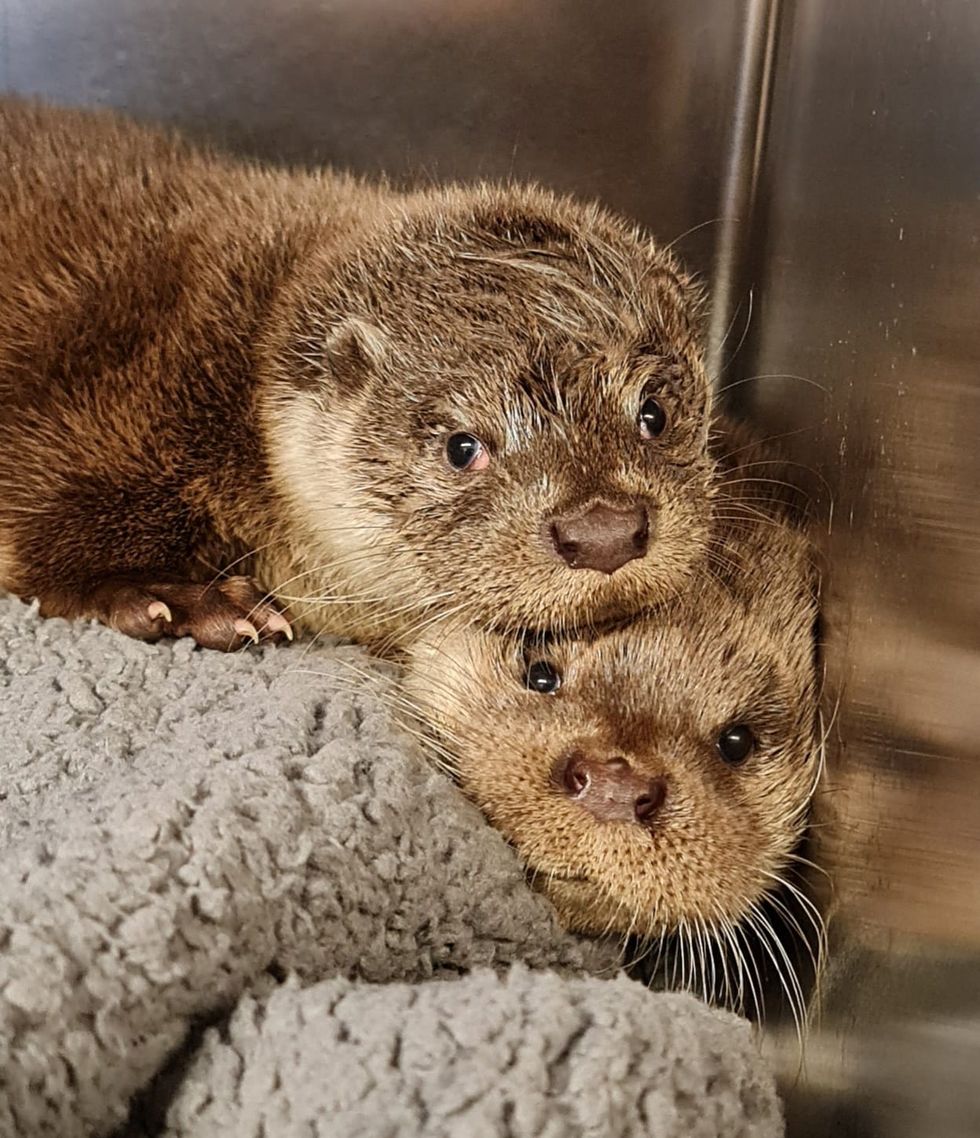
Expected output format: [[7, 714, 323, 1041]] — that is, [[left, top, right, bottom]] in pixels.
[[158, 969, 779, 1138], [0, 597, 782, 1137]]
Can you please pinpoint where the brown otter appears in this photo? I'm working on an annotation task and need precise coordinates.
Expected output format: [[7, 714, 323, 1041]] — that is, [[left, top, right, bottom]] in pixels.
[[0, 98, 712, 652], [402, 437, 821, 1001]]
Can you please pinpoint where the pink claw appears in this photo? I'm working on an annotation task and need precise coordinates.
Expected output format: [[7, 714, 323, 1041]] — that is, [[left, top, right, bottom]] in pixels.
[[147, 601, 173, 624], [233, 618, 260, 645], [264, 612, 294, 641]]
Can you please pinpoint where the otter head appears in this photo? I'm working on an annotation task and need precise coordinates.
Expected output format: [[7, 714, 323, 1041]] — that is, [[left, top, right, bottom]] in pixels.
[[402, 512, 820, 945], [265, 183, 712, 634]]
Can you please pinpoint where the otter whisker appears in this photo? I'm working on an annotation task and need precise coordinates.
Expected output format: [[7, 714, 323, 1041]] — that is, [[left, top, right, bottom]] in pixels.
[[716, 919, 744, 1015], [713, 918, 736, 1011], [676, 919, 690, 995], [726, 286, 755, 367], [692, 918, 707, 1005], [711, 504, 799, 530], [746, 901, 807, 1044], [284, 660, 464, 755], [686, 921, 699, 998], [762, 886, 824, 977], [765, 875, 827, 958], [201, 540, 280, 588], [734, 918, 766, 1023], [716, 372, 829, 398], [390, 717, 461, 779], [382, 597, 477, 649], [296, 660, 471, 756], [662, 216, 723, 255], [701, 917, 720, 1007], [720, 455, 834, 501], [711, 425, 814, 462], [783, 851, 831, 881], [712, 291, 749, 371]]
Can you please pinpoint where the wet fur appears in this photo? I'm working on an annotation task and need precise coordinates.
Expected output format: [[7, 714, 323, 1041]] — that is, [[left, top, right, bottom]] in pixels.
[[0, 98, 713, 649]]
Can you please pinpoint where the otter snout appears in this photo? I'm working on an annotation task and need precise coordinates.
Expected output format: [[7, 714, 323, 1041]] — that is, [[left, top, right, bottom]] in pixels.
[[554, 751, 667, 827], [547, 501, 650, 574]]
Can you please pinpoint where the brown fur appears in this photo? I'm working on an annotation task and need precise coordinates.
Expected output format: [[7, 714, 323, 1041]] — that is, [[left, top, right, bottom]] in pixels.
[[403, 434, 821, 941], [0, 98, 713, 650]]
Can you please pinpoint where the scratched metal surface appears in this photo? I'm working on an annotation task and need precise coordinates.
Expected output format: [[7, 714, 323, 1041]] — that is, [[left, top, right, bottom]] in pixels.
[[3, 1, 979, 1134]]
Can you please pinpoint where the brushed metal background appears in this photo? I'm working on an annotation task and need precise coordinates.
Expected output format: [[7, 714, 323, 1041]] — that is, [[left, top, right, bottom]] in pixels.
[[2, 1, 978, 1133], [741, 3, 980, 1135]]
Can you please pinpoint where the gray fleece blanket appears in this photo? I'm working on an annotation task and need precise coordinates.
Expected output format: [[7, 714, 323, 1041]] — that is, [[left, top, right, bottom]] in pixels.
[[0, 595, 783, 1138]]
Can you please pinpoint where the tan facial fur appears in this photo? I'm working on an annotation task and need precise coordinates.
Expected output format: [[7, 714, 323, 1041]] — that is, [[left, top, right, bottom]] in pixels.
[[403, 502, 820, 941]]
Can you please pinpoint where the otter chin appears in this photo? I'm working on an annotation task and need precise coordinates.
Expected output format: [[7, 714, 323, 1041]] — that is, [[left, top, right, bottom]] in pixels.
[[402, 480, 820, 943]]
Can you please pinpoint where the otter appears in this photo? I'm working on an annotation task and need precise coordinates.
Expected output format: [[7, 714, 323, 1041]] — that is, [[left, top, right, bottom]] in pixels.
[[402, 438, 821, 973], [0, 98, 712, 652]]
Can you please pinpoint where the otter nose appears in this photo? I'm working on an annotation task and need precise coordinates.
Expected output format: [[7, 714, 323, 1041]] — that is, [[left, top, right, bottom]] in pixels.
[[554, 752, 667, 827], [548, 502, 649, 574]]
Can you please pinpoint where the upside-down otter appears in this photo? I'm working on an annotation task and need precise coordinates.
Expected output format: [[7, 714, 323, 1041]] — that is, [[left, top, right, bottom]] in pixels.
[[402, 439, 821, 999], [0, 98, 713, 651]]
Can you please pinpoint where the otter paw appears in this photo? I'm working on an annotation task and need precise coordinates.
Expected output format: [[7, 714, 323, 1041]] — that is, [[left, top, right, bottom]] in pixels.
[[95, 576, 292, 651]]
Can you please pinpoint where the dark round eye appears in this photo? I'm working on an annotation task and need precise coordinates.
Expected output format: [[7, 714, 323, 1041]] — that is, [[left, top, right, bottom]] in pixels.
[[717, 724, 756, 765], [638, 396, 668, 439], [525, 660, 562, 694], [446, 432, 488, 471]]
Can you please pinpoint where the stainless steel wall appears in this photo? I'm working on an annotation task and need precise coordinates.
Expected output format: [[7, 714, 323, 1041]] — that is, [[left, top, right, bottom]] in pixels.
[[742, 3, 980, 1135], [2, 1, 978, 1133]]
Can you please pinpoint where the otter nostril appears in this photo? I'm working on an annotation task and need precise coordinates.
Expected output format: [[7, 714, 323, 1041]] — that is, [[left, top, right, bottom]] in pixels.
[[549, 522, 581, 565], [632, 512, 650, 555], [634, 776, 668, 826], [561, 754, 590, 797]]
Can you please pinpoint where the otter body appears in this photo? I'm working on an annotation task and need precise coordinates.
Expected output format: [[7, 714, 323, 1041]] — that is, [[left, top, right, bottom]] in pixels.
[[0, 99, 714, 651]]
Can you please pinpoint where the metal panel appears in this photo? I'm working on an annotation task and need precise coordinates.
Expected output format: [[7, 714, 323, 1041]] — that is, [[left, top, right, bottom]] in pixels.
[[0, 0, 746, 279], [735, 2, 980, 1134]]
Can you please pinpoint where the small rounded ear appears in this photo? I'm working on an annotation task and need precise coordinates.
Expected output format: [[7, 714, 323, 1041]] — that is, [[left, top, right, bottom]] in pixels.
[[322, 317, 390, 392]]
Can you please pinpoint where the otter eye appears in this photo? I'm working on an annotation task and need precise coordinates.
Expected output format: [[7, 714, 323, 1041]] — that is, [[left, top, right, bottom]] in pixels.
[[525, 660, 562, 694], [638, 396, 668, 439], [446, 432, 489, 471], [717, 724, 755, 765]]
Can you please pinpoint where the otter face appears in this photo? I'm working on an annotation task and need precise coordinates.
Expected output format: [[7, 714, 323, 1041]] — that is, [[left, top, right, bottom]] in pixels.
[[402, 566, 819, 942], [269, 185, 713, 634], [379, 335, 712, 634]]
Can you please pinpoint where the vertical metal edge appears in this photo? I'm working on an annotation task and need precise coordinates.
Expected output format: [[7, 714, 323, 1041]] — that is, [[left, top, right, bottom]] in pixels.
[[705, 0, 782, 390]]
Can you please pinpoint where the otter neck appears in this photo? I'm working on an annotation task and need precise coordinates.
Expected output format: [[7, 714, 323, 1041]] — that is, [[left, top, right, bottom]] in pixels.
[[247, 231, 431, 649]]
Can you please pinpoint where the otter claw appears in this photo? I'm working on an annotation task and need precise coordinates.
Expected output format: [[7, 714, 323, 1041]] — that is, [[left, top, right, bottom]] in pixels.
[[265, 611, 294, 641], [147, 601, 173, 624], [233, 618, 260, 645]]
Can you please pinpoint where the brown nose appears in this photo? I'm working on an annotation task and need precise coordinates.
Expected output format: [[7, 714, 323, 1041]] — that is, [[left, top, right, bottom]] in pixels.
[[554, 752, 667, 827], [548, 502, 649, 574]]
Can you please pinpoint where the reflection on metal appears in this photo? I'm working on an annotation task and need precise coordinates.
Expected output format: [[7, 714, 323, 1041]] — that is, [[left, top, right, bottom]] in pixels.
[[735, 2, 980, 1134], [2, 0, 979, 1133]]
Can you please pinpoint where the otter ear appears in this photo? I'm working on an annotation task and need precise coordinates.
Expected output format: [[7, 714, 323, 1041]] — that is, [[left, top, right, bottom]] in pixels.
[[321, 317, 389, 391]]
